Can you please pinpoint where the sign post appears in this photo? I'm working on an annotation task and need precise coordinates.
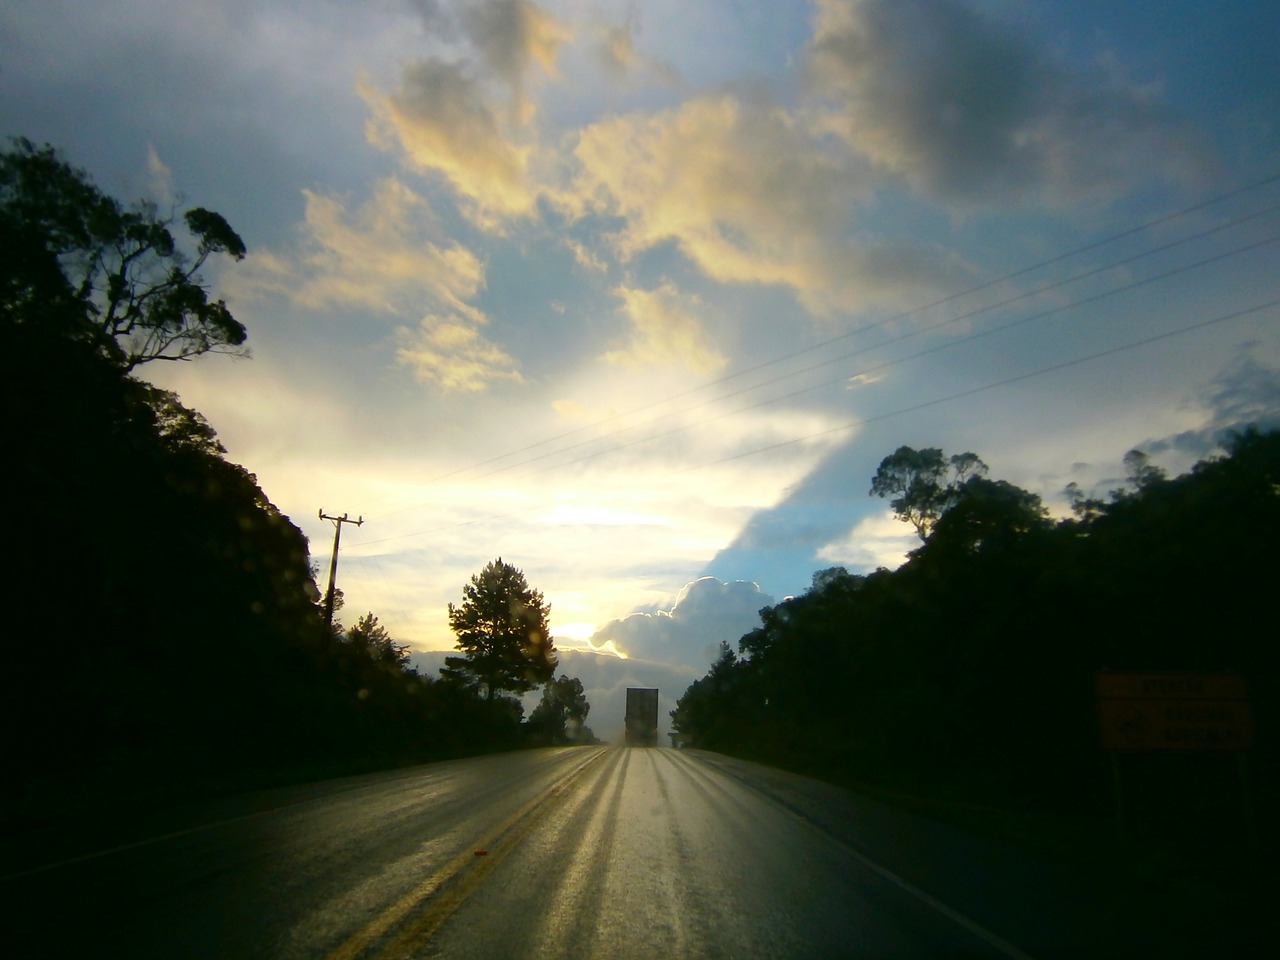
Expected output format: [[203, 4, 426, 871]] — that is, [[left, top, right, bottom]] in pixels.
[[1095, 671, 1255, 846], [1095, 672, 1253, 752]]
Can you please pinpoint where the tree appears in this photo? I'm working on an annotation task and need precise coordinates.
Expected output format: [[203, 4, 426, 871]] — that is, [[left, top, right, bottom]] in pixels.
[[1121, 448, 1167, 492], [527, 674, 591, 743], [443, 558, 557, 700], [556, 675, 590, 725], [145, 386, 227, 456], [869, 446, 988, 539], [923, 476, 1051, 558], [0, 137, 247, 371], [1064, 481, 1107, 520], [670, 641, 743, 749], [347, 612, 410, 669]]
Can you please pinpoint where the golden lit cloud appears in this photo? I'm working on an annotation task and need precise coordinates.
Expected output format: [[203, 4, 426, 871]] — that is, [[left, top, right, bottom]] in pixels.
[[551, 398, 593, 422], [238, 177, 485, 317], [604, 282, 727, 374], [359, 2, 571, 224], [396, 314, 525, 393], [461, 0, 572, 123], [237, 173, 527, 395], [570, 95, 958, 315], [565, 237, 608, 272], [361, 66, 536, 226]]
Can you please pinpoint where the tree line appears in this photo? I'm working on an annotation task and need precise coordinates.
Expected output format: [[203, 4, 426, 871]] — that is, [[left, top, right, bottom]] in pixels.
[[672, 433, 1279, 828], [1, 139, 590, 829]]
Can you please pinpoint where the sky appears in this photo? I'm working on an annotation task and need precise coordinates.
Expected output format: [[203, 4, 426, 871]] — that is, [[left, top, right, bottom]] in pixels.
[[5, 1, 1279, 737]]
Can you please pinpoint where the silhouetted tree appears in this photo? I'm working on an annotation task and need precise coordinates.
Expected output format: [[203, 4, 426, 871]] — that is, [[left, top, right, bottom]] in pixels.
[[0, 137, 247, 371], [869, 446, 988, 538], [671, 642, 747, 750], [527, 674, 591, 744], [2, 138, 517, 813], [443, 559, 557, 700], [347, 612, 410, 669], [919, 476, 1050, 559], [677, 431, 1279, 817]]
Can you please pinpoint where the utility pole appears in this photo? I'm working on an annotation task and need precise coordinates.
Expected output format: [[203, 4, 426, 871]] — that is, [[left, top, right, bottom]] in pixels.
[[319, 509, 363, 631]]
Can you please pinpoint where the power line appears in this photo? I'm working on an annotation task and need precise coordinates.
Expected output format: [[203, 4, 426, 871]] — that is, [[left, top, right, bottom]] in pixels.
[[694, 299, 1280, 468], [448, 212, 1280, 487], [356, 298, 1277, 546], [384, 230, 1280, 497], [356, 172, 1280, 517]]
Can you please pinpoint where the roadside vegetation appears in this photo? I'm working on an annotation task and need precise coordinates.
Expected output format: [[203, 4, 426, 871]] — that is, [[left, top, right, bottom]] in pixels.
[[672, 433, 1279, 879], [1, 140, 590, 833]]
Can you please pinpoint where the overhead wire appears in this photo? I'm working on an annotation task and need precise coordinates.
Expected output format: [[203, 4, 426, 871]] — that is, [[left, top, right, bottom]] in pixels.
[[481, 231, 1280, 488], [355, 171, 1280, 517], [361, 206, 1280, 520], [357, 291, 1278, 547], [695, 299, 1280, 468]]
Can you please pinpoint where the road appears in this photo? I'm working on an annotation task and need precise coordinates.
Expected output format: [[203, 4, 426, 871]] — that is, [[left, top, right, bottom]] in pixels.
[[0, 747, 1256, 958]]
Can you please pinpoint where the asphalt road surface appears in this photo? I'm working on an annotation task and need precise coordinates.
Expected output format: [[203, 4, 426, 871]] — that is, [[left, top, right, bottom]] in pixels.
[[0, 747, 1258, 958]]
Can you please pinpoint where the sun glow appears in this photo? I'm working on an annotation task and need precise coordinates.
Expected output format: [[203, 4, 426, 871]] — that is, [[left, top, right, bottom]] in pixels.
[[555, 621, 597, 641], [553, 622, 629, 659]]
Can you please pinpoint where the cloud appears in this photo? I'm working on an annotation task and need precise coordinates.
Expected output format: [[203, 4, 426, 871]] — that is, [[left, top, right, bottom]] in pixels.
[[590, 577, 774, 670], [817, 510, 918, 572], [599, 23, 639, 77], [1142, 344, 1280, 462], [362, 2, 570, 224], [555, 635, 627, 658], [145, 143, 174, 205], [569, 94, 965, 315], [846, 372, 883, 389], [806, 0, 1210, 205], [550, 398, 593, 423], [460, 0, 572, 122], [603, 282, 727, 374], [408, 1, 569, 87], [594, 19, 678, 86], [396, 314, 525, 392], [564, 238, 608, 272], [239, 177, 485, 316], [235, 176, 527, 394], [361, 63, 536, 225]]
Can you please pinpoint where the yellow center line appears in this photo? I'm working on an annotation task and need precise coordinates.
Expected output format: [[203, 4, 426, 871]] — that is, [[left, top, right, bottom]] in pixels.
[[325, 748, 608, 960]]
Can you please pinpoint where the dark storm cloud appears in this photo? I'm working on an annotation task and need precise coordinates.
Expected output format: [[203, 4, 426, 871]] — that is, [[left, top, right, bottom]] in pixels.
[[1145, 345, 1280, 460], [807, 0, 1210, 204]]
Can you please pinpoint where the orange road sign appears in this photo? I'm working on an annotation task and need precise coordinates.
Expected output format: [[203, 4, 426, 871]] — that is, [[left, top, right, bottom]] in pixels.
[[1094, 671, 1248, 701], [1096, 672, 1253, 752]]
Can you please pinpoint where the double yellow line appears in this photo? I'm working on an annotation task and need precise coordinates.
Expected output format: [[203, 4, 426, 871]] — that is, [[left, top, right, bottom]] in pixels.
[[325, 748, 609, 960]]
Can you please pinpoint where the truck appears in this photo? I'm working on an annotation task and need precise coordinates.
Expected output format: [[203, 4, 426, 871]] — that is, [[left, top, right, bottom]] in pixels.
[[624, 687, 659, 747]]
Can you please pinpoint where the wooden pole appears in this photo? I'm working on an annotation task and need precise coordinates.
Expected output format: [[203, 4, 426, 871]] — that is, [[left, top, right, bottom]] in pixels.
[[320, 509, 363, 631], [1236, 752, 1259, 850], [1110, 751, 1126, 845]]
